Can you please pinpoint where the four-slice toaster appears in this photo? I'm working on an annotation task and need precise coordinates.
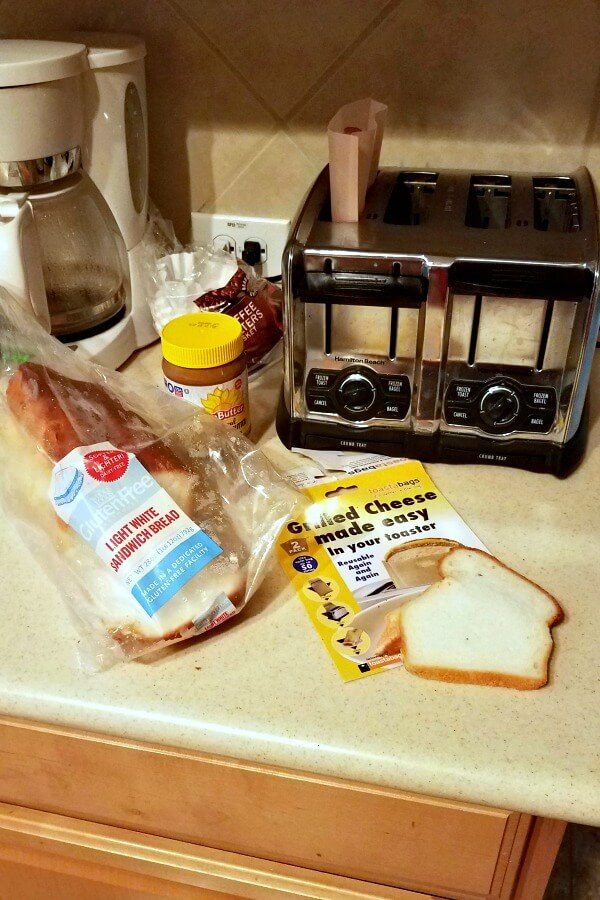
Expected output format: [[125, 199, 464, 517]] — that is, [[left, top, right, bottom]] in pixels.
[[277, 166, 600, 474]]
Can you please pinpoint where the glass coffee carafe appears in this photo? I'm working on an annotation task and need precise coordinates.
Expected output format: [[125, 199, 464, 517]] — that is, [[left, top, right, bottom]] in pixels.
[[7, 170, 128, 340]]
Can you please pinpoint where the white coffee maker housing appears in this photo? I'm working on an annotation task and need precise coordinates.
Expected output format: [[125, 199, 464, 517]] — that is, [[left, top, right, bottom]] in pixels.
[[0, 35, 158, 367], [79, 32, 149, 249]]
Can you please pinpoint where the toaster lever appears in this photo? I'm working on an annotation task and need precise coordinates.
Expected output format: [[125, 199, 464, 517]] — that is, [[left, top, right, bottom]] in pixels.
[[303, 272, 426, 307]]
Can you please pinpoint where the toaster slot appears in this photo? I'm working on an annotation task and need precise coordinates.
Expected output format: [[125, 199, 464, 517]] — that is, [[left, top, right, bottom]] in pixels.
[[467, 295, 483, 365], [533, 177, 580, 232], [383, 172, 438, 225], [535, 300, 554, 371], [324, 303, 332, 355], [465, 175, 511, 229], [389, 307, 399, 359]]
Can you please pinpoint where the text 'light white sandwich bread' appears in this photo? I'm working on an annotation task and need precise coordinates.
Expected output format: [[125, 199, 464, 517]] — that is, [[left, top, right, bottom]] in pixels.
[[396, 547, 563, 690]]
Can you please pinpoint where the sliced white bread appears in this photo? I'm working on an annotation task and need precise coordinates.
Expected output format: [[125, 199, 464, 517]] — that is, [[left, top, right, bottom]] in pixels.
[[0, 414, 246, 652], [397, 547, 563, 690], [374, 539, 462, 658]]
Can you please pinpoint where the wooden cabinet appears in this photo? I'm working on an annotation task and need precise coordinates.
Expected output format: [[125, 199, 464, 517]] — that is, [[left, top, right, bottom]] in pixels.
[[0, 717, 564, 899]]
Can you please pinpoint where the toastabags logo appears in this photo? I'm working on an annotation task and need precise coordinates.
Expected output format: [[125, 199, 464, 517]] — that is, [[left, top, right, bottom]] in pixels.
[[84, 449, 129, 482]]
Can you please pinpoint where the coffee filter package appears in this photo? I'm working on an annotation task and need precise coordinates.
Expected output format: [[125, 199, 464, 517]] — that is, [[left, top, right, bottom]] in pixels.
[[144, 241, 283, 374], [0, 289, 298, 671]]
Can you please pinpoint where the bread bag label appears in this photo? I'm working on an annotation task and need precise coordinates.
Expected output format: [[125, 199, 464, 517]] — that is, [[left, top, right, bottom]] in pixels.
[[192, 591, 237, 635], [49, 442, 222, 617], [277, 459, 486, 682]]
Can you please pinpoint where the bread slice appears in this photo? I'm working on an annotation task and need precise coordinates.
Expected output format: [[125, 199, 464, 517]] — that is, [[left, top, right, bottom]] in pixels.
[[397, 548, 563, 690], [374, 539, 462, 659]]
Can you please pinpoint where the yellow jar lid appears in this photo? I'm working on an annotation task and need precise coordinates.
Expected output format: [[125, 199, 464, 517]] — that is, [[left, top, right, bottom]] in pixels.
[[161, 312, 244, 369]]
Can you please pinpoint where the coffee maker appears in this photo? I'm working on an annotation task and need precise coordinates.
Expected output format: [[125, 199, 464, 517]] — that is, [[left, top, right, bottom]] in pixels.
[[0, 35, 157, 367]]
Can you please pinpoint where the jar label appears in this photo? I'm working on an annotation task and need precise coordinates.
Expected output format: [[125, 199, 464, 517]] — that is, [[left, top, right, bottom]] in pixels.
[[163, 370, 250, 435]]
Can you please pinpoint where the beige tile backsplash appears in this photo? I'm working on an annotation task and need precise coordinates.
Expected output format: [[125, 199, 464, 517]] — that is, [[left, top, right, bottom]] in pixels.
[[3, 0, 600, 238], [176, 0, 393, 119]]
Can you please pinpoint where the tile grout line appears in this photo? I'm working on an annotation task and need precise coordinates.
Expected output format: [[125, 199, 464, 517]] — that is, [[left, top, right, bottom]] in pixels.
[[284, 0, 403, 122], [163, 0, 286, 126], [275, 0, 403, 167], [277, 127, 323, 168], [198, 130, 278, 209], [203, 131, 283, 207], [166, 0, 400, 130], [159, 0, 281, 210], [161, 0, 399, 174]]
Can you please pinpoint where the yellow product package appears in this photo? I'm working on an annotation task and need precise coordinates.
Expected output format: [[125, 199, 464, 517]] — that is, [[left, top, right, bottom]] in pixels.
[[277, 460, 486, 681]]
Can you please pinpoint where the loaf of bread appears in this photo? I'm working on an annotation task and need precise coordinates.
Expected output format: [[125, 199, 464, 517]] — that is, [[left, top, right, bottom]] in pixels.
[[3, 363, 249, 656], [394, 547, 563, 689]]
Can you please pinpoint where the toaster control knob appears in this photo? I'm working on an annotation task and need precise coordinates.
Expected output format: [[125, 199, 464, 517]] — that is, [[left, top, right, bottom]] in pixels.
[[337, 373, 377, 416], [479, 385, 520, 428]]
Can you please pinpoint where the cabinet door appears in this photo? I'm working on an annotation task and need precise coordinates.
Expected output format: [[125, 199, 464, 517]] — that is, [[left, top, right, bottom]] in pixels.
[[0, 858, 180, 900], [0, 802, 430, 900], [0, 717, 527, 898]]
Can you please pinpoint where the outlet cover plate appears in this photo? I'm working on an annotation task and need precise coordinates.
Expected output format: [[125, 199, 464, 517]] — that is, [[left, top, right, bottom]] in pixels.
[[191, 212, 291, 278]]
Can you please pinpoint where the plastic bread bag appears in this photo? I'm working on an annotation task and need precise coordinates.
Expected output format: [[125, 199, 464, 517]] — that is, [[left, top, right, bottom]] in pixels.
[[0, 289, 299, 671]]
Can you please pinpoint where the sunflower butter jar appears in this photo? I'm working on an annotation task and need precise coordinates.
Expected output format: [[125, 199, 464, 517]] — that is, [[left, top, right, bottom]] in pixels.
[[161, 312, 251, 435]]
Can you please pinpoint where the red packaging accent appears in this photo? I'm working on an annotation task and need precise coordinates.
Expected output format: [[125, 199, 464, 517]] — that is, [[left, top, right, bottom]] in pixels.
[[84, 449, 129, 482], [194, 268, 282, 370]]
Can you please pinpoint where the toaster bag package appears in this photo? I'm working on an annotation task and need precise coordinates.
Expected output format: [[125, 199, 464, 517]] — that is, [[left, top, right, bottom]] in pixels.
[[0, 291, 298, 670], [277, 460, 486, 681]]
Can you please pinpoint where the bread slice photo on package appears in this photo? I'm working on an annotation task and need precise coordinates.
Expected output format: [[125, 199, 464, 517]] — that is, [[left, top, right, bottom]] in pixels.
[[383, 537, 460, 593], [0, 293, 297, 670]]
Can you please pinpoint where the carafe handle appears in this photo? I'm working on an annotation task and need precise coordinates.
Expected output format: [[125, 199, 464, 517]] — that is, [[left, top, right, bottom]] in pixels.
[[0, 195, 51, 331]]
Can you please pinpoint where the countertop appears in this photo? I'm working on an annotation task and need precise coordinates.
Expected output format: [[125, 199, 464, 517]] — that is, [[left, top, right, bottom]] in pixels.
[[0, 343, 598, 826]]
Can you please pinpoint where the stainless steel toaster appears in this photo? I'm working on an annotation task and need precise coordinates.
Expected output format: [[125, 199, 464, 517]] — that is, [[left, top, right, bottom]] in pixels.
[[277, 166, 600, 474]]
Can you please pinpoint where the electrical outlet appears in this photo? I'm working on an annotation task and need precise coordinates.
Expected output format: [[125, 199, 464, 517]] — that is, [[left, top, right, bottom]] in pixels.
[[213, 233, 236, 255], [191, 211, 291, 278]]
